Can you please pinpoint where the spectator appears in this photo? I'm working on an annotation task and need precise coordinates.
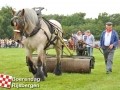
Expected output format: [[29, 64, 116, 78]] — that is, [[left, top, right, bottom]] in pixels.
[[75, 30, 83, 41], [83, 31, 87, 42], [68, 37, 75, 50], [83, 30, 95, 56]]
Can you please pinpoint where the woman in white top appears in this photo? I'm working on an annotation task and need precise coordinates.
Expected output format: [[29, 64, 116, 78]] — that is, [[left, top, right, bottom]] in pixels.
[[76, 31, 83, 41], [83, 30, 95, 56]]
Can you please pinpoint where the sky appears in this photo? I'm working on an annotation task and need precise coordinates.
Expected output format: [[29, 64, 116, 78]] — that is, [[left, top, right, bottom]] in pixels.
[[0, 0, 120, 18]]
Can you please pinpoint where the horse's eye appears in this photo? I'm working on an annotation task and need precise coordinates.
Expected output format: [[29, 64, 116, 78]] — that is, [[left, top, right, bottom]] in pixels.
[[11, 20, 17, 26], [11, 17, 19, 26], [14, 22, 17, 26], [11, 20, 14, 26]]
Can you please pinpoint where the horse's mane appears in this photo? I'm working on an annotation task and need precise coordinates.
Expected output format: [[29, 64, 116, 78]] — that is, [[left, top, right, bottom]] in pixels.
[[23, 8, 39, 26]]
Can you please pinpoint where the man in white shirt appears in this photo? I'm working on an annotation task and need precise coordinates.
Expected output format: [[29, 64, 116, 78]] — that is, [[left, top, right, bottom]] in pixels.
[[100, 22, 119, 74]]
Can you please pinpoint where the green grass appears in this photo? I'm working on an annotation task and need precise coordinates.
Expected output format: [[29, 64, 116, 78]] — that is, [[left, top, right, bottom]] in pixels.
[[0, 48, 120, 90]]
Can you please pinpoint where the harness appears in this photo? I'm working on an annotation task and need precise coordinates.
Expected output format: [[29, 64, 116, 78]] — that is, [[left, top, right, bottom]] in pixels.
[[24, 17, 60, 50], [42, 17, 59, 50], [24, 20, 41, 37], [11, 9, 62, 50]]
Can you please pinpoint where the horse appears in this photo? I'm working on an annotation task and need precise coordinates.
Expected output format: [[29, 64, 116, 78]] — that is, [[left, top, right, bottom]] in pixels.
[[11, 8, 63, 81], [76, 40, 87, 56]]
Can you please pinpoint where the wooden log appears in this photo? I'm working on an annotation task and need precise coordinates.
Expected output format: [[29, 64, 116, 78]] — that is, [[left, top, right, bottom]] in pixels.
[[32, 55, 94, 73], [46, 57, 91, 73]]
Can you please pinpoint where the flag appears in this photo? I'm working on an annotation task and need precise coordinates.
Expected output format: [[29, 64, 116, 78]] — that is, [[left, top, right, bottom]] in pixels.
[[0, 74, 12, 88]]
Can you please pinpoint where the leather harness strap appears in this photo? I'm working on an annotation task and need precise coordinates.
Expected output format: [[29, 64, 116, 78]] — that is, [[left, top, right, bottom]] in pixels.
[[25, 20, 41, 37], [42, 17, 55, 34], [24, 17, 59, 50], [42, 18, 59, 50]]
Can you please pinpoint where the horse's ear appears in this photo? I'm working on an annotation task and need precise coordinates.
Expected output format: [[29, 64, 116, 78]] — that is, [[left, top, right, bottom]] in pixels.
[[21, 9, 25, 16], [11, 8, 16, 15]]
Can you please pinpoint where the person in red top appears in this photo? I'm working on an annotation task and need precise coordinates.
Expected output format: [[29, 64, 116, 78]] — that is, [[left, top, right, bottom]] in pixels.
[[68, 37, 75, 50]]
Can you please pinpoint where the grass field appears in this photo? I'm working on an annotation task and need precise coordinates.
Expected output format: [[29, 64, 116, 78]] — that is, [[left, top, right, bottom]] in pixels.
[[0, 48, 120, 90]]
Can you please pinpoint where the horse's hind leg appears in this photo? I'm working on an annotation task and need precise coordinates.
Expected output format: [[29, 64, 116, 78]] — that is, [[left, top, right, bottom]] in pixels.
[[54, 42, 62, 75]]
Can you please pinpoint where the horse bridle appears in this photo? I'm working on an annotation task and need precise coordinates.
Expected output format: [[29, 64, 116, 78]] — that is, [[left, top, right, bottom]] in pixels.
[[11, 14, 25, 36], [11, 13, 41, 38]]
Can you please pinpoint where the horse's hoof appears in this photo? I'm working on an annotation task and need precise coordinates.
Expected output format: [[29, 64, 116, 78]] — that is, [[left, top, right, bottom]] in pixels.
[[34, 74, 45, 81], [54, 71, 62, 76], [44, 72, 48, 77], [54, 68, 62, 75], [40, 78, 45, 81], [54, 63, 62, 75], [34, 66, 46, 81]]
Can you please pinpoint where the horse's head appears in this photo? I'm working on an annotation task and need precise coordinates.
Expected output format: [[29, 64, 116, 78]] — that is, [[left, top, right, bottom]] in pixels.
[[11, 9, 26, 41], [11, 8, 38, 41]]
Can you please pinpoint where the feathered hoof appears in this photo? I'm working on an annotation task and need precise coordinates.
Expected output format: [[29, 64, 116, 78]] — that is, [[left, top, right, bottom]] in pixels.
[[34, 67, 45, 81], [34, 74, 45, 81], [53, 64, 62, 75]]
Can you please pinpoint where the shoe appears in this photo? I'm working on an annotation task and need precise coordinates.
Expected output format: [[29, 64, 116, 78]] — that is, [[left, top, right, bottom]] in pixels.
[[109, 69, 112, 72], [106, 71, 110, 74]]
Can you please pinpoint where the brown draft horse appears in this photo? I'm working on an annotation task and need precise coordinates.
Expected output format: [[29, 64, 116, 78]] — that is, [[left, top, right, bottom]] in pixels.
[[11, 8, 63, 81]]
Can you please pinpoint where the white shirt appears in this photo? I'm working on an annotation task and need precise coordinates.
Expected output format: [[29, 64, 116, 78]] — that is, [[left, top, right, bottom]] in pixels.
[[76, 34, 83, 41], [104, 31, 112, 46], [85, 34, 95, 47]]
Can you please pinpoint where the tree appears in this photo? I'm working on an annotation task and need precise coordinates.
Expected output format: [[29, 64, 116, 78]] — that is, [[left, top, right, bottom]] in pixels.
[[110, 14, 120, 26], [0, 6, 13, 38], [0, 6, 120, 40]]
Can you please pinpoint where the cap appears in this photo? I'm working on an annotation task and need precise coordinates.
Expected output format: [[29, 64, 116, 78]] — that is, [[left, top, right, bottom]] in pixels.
[[106, 22, 113, 25]]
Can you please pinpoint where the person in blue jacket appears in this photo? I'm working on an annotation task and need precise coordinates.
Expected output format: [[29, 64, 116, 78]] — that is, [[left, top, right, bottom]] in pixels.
[[100, 22, 119, 74]]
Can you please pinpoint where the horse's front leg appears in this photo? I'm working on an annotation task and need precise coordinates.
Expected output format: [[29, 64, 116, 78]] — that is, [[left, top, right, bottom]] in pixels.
[[34, 48, 46, 81], [54, 43, 62, 75], [26, 49, 37, 75]]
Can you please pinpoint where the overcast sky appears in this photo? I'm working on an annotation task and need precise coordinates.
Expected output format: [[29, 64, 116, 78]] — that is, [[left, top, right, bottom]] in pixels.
[[0, 0, 120, 18]]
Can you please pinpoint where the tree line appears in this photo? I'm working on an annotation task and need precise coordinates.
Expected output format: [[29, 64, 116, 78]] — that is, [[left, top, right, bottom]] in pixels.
[[0, 6, 120, 40]]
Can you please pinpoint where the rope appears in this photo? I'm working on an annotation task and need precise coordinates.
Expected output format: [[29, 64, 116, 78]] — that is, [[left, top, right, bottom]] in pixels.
[[83, 42, 104, 55]]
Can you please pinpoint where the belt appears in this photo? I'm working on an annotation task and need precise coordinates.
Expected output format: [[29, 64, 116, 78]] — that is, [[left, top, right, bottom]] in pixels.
[[104, 46, 109, 47]]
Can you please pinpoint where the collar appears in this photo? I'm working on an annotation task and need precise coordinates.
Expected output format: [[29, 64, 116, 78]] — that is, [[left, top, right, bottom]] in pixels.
[[24, 20, 41, 37], [106, 29, 112, 33]]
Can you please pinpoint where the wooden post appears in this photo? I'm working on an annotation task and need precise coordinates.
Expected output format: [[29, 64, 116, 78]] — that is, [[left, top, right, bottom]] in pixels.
[[58, 35, 73, 56]]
